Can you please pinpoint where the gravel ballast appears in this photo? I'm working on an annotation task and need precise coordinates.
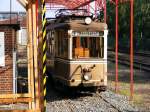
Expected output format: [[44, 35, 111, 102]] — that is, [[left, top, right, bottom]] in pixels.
[[46, 87, 139, 112]]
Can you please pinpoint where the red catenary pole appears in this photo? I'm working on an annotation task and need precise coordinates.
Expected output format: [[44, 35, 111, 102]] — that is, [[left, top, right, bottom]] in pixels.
[[130, 0, 134, 100], [115, 0, 119, 93]]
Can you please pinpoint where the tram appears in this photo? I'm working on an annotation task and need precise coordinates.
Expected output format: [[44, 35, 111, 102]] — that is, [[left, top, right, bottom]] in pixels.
[[46, 9, 108, 91]]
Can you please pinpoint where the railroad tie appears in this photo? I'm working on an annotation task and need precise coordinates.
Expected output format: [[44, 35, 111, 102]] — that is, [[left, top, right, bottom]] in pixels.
[[42, 0, 47, 111]]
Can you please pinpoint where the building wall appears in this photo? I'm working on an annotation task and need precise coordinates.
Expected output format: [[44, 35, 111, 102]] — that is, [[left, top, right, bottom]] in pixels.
[[0, 26, 16, 94]]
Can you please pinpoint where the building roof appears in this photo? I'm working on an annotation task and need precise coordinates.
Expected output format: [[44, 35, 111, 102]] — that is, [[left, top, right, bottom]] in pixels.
[[17, 0, 28, 8], [0, 12, 27, 28]]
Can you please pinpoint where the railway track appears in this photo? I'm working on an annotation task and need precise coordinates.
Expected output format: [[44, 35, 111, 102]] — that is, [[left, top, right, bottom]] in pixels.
[[134, 52, 150, 57], [108, 49, 150, 57], [108, 51, 150, 71], [46, 83, 139, 112], [94, 92, 122, 112]]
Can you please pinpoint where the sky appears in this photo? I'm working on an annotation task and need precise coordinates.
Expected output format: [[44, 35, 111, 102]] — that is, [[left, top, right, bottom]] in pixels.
[[0, 0, 54, 17], [0, 0, 95, 18], [0, 0, 25, 12]]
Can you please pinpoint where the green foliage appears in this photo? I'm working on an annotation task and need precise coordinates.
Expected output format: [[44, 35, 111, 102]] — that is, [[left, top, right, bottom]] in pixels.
[[107, 0, 150, 51]]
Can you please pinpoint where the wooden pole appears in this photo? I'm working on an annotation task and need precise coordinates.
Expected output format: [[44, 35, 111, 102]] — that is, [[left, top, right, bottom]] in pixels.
[[27, 2, 35, 110], [32, 1, 41, 109]]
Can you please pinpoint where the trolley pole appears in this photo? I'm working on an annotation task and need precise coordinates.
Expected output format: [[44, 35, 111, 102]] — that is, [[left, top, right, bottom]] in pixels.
[[130, 0, 134, 100], [104, 0, 107, 23], [115, 0, 119, 93], [95, 0, 97, 18], [88, 0, 90, 16], [42, 0, 47, 111]]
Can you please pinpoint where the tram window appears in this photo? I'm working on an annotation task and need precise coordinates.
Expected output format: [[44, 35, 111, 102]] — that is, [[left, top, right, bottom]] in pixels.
[[73, 37, 104, 58], [56, 30, 68, 59], [47, 31, 54, 58]]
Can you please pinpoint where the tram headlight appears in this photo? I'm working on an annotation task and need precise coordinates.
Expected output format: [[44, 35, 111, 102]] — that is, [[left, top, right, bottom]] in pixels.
[[85, 17, 92, 25], [68, 30, 72, 35], [83, 72, 92, 81]]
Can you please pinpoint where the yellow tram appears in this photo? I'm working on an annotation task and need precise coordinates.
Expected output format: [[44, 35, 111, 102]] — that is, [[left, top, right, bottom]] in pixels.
[[46, 13, 108, 91]]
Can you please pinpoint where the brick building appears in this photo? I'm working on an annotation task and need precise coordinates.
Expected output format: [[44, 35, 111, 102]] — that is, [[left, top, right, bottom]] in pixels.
[[0, 24, 20, 94]]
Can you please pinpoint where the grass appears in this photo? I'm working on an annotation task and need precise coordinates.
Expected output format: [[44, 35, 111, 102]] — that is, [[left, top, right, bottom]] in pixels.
[[107, 59, 150, 110]]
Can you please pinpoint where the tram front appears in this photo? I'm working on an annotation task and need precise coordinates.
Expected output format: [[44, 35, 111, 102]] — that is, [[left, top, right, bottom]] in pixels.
[[65, 18, 108, 89]]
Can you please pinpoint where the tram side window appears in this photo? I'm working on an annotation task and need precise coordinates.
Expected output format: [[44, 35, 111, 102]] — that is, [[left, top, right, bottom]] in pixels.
[[56, 30, 68, 59], [73, 37, 104, 58], [47, 31, 54, 58]]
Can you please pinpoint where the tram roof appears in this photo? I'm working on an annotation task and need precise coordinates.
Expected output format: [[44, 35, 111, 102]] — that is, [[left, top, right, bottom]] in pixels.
[[47, 20, 107, 32]]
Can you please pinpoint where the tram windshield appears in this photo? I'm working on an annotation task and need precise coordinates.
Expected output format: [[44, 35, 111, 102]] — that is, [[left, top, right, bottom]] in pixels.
[[73, 37, 104, 59]]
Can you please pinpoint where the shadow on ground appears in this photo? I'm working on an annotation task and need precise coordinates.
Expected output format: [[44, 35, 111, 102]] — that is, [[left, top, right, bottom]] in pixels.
[[107, 61, 150, 84]]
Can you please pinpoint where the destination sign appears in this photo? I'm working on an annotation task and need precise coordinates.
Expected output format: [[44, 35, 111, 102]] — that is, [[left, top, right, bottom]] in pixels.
[[72, 31, 104, 37]]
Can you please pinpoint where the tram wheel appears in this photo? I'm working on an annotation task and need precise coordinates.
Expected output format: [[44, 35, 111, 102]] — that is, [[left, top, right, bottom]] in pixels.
[[96, 86, 107, 93]]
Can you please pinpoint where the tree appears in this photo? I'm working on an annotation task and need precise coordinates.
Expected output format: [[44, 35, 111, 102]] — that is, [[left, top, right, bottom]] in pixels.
[[107, 0, 150, 51]]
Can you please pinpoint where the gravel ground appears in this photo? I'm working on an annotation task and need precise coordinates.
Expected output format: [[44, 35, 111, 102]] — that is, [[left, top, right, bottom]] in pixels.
[[100, 91, 139, 112], [46, 86, 139, 112]]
